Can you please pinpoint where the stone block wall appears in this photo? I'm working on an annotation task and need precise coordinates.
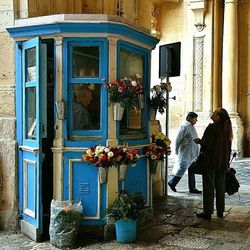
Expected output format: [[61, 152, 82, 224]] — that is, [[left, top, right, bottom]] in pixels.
[[0, 1, 18, 229]]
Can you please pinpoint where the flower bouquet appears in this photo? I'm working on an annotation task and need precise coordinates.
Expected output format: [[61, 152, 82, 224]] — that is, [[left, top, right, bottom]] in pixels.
[[112, 145, 140, 181], [149, 81, 172, 118], [104, 74, 144, 120], [82, 145, 115, 168], [151, 131, 171, 152], [143, 136, 171, 174], [82, 145, 116, 183]]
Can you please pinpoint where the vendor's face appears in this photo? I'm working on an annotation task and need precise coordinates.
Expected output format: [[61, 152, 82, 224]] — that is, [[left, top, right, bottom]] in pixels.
[[77, 89, 93, 105]]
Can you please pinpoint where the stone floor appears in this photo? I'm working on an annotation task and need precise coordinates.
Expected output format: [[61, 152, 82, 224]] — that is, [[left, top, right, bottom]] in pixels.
[[0, 158, 249, 249]]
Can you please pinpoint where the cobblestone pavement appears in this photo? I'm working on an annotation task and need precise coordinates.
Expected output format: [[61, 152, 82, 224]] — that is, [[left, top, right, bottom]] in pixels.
[[0, 158, 249, 249]]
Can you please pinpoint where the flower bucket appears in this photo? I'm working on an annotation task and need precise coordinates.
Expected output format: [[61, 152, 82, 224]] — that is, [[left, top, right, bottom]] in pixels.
[[150, 109, 157, 120], [113, 102, 124, 121], [99, 167, 109, 184], [118, 164, 128, 181], [137, 94, 144, 110], [115, 219, 137, 243], [149, 159, 158, 174]]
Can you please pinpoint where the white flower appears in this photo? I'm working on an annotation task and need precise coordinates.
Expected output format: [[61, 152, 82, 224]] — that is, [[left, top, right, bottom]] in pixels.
[[104, 147, 110, 153], [151, 155, 157, 160], [131, 80, 137, 86], [166, 83, 172, 92], [107, 151, 114, 158], [99, 146, 105, 152]]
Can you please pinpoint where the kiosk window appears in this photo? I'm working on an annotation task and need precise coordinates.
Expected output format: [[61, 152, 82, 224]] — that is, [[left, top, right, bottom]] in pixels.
[[73, 46, 99, 78], [25, 47, 36, 82], [25, 87, 36, 139], [72, 83, 100, 131], [119, 48, 145, 137]]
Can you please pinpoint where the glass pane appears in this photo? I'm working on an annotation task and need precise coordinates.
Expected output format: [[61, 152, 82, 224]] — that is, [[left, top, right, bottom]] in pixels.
[[73, 46, 99, 78], [72, 83, 100, 131], [25, 87, 36, 139], [120, 49, 143, 79], [25, 47, 37, 82], [120, 49, 144, 133]]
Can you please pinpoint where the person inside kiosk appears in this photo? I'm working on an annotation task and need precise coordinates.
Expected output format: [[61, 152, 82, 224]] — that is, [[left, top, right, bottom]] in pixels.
[[72, 84, 95, 130]]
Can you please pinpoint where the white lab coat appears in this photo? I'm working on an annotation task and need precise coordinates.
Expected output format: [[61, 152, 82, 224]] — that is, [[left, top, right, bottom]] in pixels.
[[172, 121, 200, 177]]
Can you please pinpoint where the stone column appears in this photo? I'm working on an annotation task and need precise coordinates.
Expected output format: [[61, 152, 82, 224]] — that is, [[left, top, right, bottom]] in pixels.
[[52, 37, 64, 200], [222, 0, 238, 113], [222, 0, 244, 157]]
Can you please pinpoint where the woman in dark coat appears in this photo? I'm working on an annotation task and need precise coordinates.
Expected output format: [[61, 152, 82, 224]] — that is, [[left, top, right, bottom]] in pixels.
[[195, 107, 233, 220]]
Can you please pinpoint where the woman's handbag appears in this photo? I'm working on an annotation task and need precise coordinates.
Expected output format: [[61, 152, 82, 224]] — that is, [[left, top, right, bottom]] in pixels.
[[189, 151, 208, 175], [225, 153, 239, 195], [225, 168, 240, 195]]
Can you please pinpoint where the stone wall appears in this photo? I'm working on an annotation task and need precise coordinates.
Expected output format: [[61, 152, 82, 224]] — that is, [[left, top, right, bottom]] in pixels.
[[0, 0, 18, 230]]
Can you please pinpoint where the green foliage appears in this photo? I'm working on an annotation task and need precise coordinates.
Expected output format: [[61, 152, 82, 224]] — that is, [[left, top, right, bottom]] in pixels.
[[106, 190, 147, 221]]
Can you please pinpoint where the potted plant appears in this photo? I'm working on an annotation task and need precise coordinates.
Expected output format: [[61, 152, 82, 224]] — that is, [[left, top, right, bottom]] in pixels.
[[149, 81, 172, 120], [82, 145, 115, 183], [106, 190, 147, 243], [112, 145, 140, 181], [103, 74, 144, 120]]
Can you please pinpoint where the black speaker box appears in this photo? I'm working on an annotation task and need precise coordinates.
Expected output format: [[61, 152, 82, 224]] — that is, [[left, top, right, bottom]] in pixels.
[[159, 42, 181, 78]]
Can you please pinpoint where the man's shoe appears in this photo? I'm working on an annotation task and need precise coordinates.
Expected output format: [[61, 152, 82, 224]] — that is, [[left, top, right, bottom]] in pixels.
[[168, 182, 176, 192], [217, 212, 223, 218], [189, 188, 202, 194], [196, 212, 211, 220]]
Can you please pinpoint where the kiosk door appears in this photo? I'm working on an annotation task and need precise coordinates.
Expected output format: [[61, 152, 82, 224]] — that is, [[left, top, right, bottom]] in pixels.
[[18, 37, 46, 241]]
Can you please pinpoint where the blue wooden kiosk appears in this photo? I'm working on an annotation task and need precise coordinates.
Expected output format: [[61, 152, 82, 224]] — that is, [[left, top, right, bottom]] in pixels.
[[7, 14, 159, 241]]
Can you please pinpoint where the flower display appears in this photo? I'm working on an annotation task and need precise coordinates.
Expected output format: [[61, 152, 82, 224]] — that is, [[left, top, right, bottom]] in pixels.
[[112, 145, 140, 166], [151, 131, 171, 150], [143, 132, 171, 161], [103, 74, 144, 110], [82, 145, 140, 168], [149, 81, 172, 114], [82, 145, 115, 168], [143, 143, 166, 161]]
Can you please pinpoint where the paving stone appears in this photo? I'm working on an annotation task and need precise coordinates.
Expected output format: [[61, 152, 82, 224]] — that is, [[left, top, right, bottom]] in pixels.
[[1, 158, 250, 249], [160, 234, 211, 249]]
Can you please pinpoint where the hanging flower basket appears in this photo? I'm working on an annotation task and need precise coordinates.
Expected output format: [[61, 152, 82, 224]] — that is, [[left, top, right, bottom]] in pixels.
[[99, 167, 109, 184], [118, 164, 128, 181], [149, 159, 158, 174], [113, 102, 125, 121]]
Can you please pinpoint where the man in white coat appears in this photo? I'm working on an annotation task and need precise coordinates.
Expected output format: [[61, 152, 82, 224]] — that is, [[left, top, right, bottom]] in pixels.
[[168, 112, 201, 194]]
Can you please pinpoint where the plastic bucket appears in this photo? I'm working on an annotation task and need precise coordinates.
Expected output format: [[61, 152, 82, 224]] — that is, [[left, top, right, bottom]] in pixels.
[[115, 219, 137, 243]]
